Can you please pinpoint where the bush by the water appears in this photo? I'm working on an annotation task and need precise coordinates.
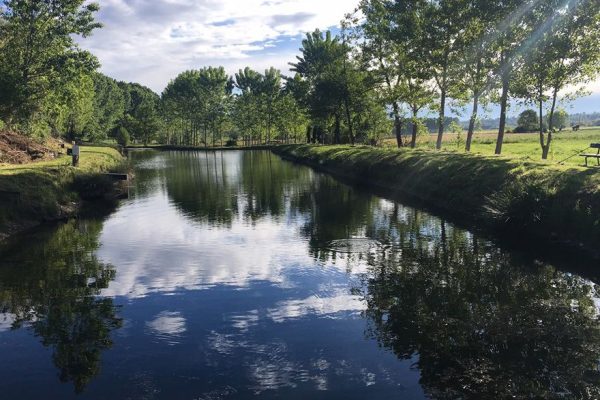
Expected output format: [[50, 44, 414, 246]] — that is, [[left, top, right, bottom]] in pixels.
[[114, 126, 131, 147]]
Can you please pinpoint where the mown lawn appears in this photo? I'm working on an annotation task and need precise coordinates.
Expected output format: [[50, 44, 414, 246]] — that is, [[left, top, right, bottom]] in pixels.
[[383, 127, 600, 167]]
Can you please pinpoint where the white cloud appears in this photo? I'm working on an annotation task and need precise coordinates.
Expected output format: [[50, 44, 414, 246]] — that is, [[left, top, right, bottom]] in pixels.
[[0, 313, 16, 332], [145, 311, 187, 344], [80, 0, 360, 92], [267, 290, 366, 323]]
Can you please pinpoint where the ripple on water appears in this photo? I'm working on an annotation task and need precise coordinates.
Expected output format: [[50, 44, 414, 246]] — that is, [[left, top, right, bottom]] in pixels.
[[145, 311, 187, 345], [327, 238, 382, 254]]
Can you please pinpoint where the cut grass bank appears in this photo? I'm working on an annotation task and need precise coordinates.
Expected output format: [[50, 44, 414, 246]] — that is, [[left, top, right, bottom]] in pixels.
[[273, 144, 600, 254], [0, 146, 125, 240]]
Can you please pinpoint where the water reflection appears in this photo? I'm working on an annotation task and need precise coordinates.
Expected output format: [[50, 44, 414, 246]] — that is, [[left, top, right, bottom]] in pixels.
[[122, 150, 600, 397], [146, 311, 187, 345], [0, 220, 122, 393], [356, 213, 600, 398], [0, 150, 599, 398]]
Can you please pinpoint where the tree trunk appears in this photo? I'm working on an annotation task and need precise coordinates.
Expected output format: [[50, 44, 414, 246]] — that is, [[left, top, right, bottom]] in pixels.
[[334, 114, 341, 144], [344, 98, 355, 145], [395, 116, 404, 148], [539, 93, 554, 160], [495, 62, 510, 155], [411, 109, 418, 148], [392, 103, 403, 148], [436, 90, 446, 150], [466, 93, 479, 152]]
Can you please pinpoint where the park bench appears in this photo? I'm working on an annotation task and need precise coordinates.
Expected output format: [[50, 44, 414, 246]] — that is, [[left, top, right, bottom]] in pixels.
[[581, 143, 600, 166]]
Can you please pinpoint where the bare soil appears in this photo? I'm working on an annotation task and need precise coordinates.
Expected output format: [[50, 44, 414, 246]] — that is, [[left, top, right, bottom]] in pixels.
[[0, 130, 61, 164]]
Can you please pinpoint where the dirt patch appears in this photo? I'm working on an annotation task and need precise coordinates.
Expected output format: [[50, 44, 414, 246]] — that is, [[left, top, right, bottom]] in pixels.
[[0, 130, 61, 164]]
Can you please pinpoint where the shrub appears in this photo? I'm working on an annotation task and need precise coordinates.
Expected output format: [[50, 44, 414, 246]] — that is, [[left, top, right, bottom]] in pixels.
[[114, 126, 130, 147]]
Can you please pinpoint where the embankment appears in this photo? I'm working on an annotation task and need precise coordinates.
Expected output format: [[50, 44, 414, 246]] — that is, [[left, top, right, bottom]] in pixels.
[[0, 146, 126, 240], [273, 145, 600, 254]]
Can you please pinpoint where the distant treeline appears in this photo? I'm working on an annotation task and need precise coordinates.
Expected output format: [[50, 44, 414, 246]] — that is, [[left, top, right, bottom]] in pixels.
[[1, 0, 600, 159], [465, 112, 600, 131]]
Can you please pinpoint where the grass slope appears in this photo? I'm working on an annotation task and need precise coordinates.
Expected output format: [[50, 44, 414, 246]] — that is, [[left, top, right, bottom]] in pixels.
[[274, 144, 600, 252], [0, 146, 124, 238]]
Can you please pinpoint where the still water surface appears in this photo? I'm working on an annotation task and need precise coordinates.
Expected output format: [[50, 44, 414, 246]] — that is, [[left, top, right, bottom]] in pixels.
[[1, 150, 599, 399]]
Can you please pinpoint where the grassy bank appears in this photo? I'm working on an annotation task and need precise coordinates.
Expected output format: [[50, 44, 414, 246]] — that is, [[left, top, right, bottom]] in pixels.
[[273, 144, 600, 253], [0, 146, 124, 239]]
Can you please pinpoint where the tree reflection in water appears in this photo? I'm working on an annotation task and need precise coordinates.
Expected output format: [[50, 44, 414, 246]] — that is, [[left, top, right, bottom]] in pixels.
[[0, 220, 122, 393], [353, 206, 600, 399]]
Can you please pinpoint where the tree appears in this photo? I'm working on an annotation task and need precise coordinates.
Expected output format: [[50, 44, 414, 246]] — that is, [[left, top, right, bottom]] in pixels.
[[356, 0, 435, 148], [291, 29, 380, 145], [512, 0, 600, 159], [0, 0, 101, 130], [421, 0, 468, 150], [490, 0, 537, 155], [86, 73, 126, 141], [458, 0, 502, 151], [549, 109, 569, 132], [355, 0, 405, 147], [291, 30, 347, 144], [113, 126, 130, 147], [516, 109, 540, 133], [161, 67, 232, 146], [44, 70, 95, 140]]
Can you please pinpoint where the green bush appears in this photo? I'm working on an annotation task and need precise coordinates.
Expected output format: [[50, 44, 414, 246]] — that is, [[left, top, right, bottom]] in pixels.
[[114, 126, 130, 147]]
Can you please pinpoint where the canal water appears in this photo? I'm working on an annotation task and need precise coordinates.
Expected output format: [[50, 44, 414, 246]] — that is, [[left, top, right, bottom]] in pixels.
[[0, 150, 599, 399]]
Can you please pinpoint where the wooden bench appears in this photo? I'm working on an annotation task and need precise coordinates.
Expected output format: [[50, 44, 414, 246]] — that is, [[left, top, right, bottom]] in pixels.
[[581, 143, 600, 166]]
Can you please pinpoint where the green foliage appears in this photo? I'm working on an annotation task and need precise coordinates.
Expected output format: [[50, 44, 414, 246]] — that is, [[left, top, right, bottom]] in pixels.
[[86, 73, 127, 141], [161, 67, 231, 146], [0, 220, 122, 392], [0, 0, 101, 130], [113, 126, 130, 147], [516, 109, 540, 133], [119, 83, 161, 145], [549, 109, 570, 132], [290, 29, 383, 145]]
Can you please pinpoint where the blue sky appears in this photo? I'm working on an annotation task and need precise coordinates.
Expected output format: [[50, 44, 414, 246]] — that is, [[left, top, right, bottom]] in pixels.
[[80, 0, 599, 117]]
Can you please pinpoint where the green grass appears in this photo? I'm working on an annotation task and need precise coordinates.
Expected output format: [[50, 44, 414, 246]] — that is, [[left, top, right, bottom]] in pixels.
[[0, 146, 123, 175], [0, 146, 124, 237], [274, 144, 600, 253], [384, 127, 600, 166]]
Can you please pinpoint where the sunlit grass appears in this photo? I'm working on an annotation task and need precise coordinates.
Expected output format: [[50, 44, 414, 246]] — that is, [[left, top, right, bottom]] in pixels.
[[0, 146, 124, 233], [382, 127, 600, 167], [0, 146, 122, 175]]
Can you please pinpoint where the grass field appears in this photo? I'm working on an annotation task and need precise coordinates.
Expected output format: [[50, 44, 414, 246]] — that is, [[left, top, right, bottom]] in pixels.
[[383, 127, 600, 167], [0, 145, 123, 175], [0, 146, 124, 238]]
